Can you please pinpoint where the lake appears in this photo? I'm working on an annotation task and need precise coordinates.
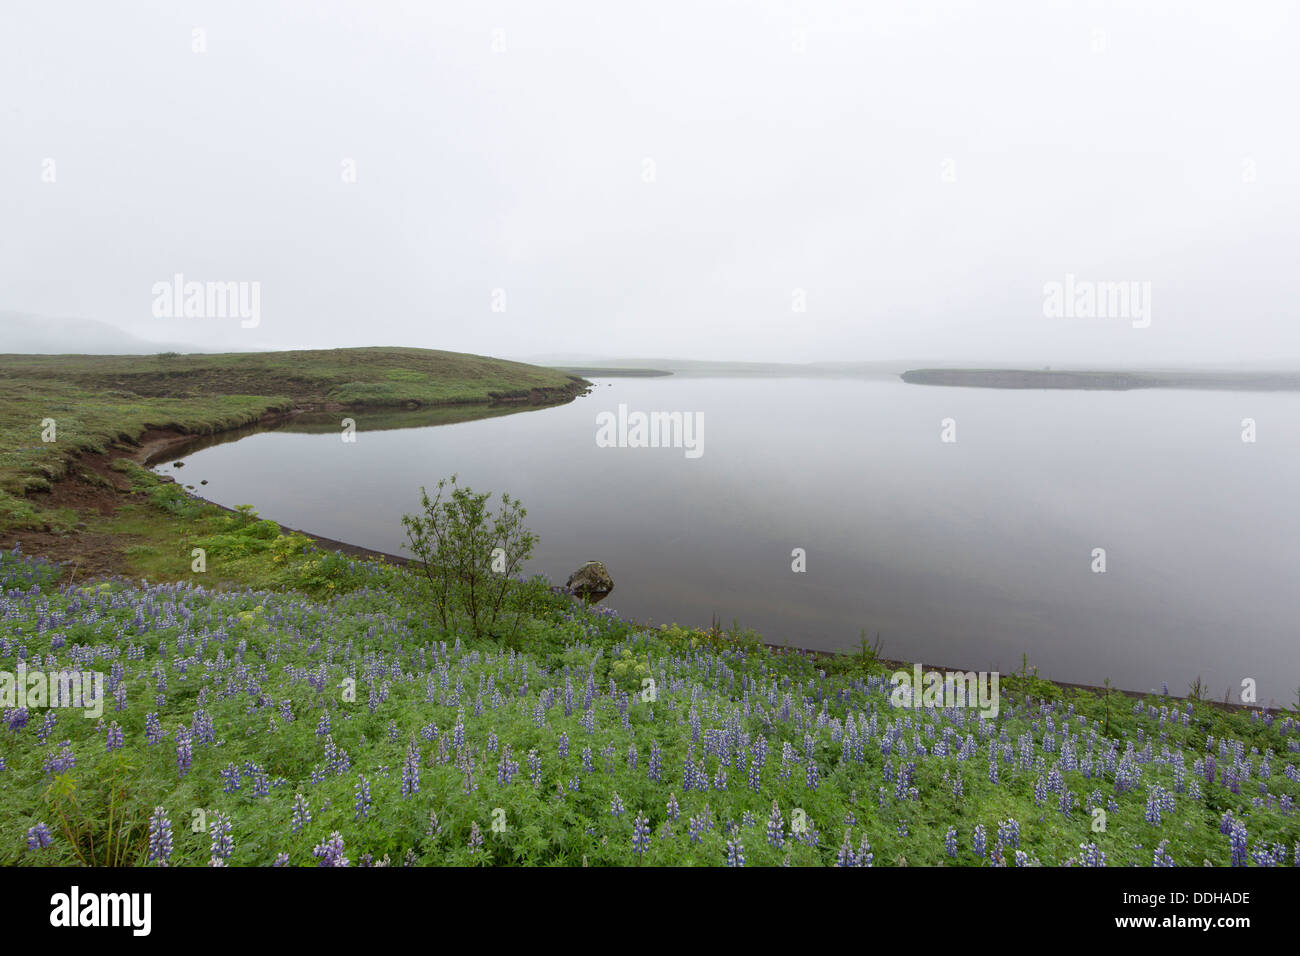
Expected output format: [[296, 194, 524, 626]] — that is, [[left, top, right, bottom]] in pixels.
[[152, 375, 1300, 701]]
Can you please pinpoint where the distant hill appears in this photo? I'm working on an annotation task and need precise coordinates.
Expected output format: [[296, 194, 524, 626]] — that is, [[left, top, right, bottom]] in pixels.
[[537, 357, 908, 378], [901, 368, 1300, 391], [0, 311, 200, 354]]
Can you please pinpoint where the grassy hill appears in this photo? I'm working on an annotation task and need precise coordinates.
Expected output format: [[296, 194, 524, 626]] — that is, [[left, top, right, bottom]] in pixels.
[[0, 348, 587, 535]]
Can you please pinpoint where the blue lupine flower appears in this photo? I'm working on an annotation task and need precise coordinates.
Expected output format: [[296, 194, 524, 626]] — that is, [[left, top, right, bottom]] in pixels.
[[354, 775, 371, 819], [467, 822, 483, 854], [43, 740, 75, 776], [402, 737, 420, 797], [313, 831, 349, 866], [291, 793, 311, 834], [945, 826, 958, 858], [632, 813, 651, 857], [726, 838, 745, 867], [26, 823, 53, 850], [208, 811, 234, 865], [1229, 820, 1249, 867], [175, 726, 192, 777], [1077, 842, 1106, 867], [147, 807, 172, 865]]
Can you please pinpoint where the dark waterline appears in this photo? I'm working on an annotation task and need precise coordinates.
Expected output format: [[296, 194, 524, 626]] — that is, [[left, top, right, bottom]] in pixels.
[[153, 377, 1300, 703]]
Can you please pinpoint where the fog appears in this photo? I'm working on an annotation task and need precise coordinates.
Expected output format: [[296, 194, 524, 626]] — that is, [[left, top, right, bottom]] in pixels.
[[2, 1, 1297, 365]]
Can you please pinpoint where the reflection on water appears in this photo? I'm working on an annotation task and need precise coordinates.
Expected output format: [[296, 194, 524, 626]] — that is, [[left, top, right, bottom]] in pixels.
[[153, 377, 1300, 700]]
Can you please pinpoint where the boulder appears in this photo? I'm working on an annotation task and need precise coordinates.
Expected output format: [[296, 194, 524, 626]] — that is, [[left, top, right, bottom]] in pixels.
[[565, 560, 614, 603]]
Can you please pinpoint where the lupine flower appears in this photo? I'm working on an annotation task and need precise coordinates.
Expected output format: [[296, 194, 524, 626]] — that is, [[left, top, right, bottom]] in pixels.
[[632, 813, 651, 857], [1077, 842, 1106, 867], [354, 775, 371, 819], [175, 726, 193, 777], [208, 811, 234, 865], [467, 821, 483, 854], [313, 831, 349, 867], [26, 823, 53, 850], [291, 793, 311, 834], [726, 838, 745, 867], [402, 737, 420, 797], [147, 807, 172, 865], [43, 740, 75, 776], [945, 826, 958, 858]]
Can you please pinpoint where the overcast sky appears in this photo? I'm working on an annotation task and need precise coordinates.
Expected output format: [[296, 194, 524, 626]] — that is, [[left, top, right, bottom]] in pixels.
[[2, 1, 1297, 365]]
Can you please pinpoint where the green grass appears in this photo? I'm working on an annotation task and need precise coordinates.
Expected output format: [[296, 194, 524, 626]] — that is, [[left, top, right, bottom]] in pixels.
[[0, 522, 1295, 867], [0, 348, 586, 535]]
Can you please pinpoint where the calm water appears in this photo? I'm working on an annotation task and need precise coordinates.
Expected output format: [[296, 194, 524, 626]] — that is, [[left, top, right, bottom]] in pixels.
[[154, 377, 1300, 700]]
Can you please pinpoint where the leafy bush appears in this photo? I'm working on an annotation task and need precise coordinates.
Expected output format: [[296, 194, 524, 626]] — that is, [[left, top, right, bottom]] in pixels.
[[402, 475, 537, 640]]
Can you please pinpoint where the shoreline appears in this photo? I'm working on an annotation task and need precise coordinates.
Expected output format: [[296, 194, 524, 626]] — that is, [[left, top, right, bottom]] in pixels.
[[5, 388, 1278, 715], [138, 470, 1265, 713]]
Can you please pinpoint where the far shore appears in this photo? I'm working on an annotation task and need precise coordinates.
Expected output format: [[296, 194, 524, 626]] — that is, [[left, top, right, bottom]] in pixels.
[[901, 368, 1300, 391]]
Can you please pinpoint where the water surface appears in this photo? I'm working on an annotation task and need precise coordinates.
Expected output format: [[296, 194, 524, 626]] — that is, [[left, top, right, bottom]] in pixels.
[[154, 376, 1300, 700]]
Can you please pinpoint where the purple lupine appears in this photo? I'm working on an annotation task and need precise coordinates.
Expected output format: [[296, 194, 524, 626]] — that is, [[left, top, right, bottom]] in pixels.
[[1229, 820, 1249, 867], [36, 711, 57, 744], [726, 838, 745, 867], [175, 726, 193, 777], [147, 807, 172, 866], [402, 737, 420, 797], [996, 818, 1020, 850], [557, 732, 569, 761], [1077, 842, 1106, 867], [610, 791, 625, 817], [208, 811, 233, 866], [354, 775, 371, 819], [632, 813, 650, 857], [973, 824, 987, 858], [105, 722, 124, 752], [313, 831, 349, 867], [945, 826, 958, 858], [666, 793, 680, 822], [1145, 787, 1164, 825], [467, 821, 483, 854], [26, 822, 53, 850], [1153, 840, 1175, 867], [220, 763, 241, 794], [291, 793, 311, 834], [42, 740, 75, 776]]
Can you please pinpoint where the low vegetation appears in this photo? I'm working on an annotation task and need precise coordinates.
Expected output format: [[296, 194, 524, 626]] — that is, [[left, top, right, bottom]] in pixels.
[[0, 473, 1296, 866]]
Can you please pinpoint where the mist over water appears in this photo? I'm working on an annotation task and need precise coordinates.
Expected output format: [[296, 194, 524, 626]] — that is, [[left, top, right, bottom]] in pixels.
[[156, 376, 1300, 700]]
